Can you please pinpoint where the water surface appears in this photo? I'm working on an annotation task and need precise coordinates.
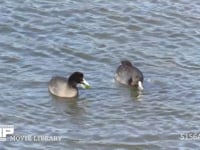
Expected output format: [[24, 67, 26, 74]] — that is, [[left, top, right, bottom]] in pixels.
[[1, 0, 200, 149]]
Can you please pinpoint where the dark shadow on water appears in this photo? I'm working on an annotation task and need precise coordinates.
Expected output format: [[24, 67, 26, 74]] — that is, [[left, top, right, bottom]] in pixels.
[[49, 94, 86, 116], [115, 81, 143, 100], [51, 93, 78, 102], [130, 87, 141, 98]]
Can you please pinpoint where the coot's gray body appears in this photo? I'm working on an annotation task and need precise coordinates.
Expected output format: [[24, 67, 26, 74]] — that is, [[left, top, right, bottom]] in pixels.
[[48, 72, 90, 98], [115, 60, 144, 90]]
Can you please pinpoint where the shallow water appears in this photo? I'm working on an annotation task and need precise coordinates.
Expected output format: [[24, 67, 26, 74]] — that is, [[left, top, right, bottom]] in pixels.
[[1, 0, 200, 149]]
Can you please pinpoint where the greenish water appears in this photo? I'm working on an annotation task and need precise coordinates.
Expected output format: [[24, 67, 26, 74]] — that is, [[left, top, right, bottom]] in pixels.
[[1, 0, 200, 149]]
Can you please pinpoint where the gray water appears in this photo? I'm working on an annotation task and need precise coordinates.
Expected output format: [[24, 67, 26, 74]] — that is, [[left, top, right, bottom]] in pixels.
[[1, 0, 200, 149]]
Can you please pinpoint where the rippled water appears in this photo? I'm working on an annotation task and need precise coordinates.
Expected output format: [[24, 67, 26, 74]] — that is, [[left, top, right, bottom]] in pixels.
[[1, 0, 200, 149]]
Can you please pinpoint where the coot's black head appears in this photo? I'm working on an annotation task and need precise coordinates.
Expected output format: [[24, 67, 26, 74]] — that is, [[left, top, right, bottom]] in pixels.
[[128, 68, 144, 90], [68, 72, 90, 89], [68, 72, 84, 84], [128, 73, 143, 86]]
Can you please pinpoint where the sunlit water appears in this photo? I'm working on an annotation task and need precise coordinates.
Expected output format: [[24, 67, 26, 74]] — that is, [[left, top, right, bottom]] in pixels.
[[1, 0, 200, 149]]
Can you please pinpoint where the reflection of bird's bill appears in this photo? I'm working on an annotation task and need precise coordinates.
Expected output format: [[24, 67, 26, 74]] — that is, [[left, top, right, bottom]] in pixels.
[[80, 78, 91, 89], [138, 81, 144, 90]]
